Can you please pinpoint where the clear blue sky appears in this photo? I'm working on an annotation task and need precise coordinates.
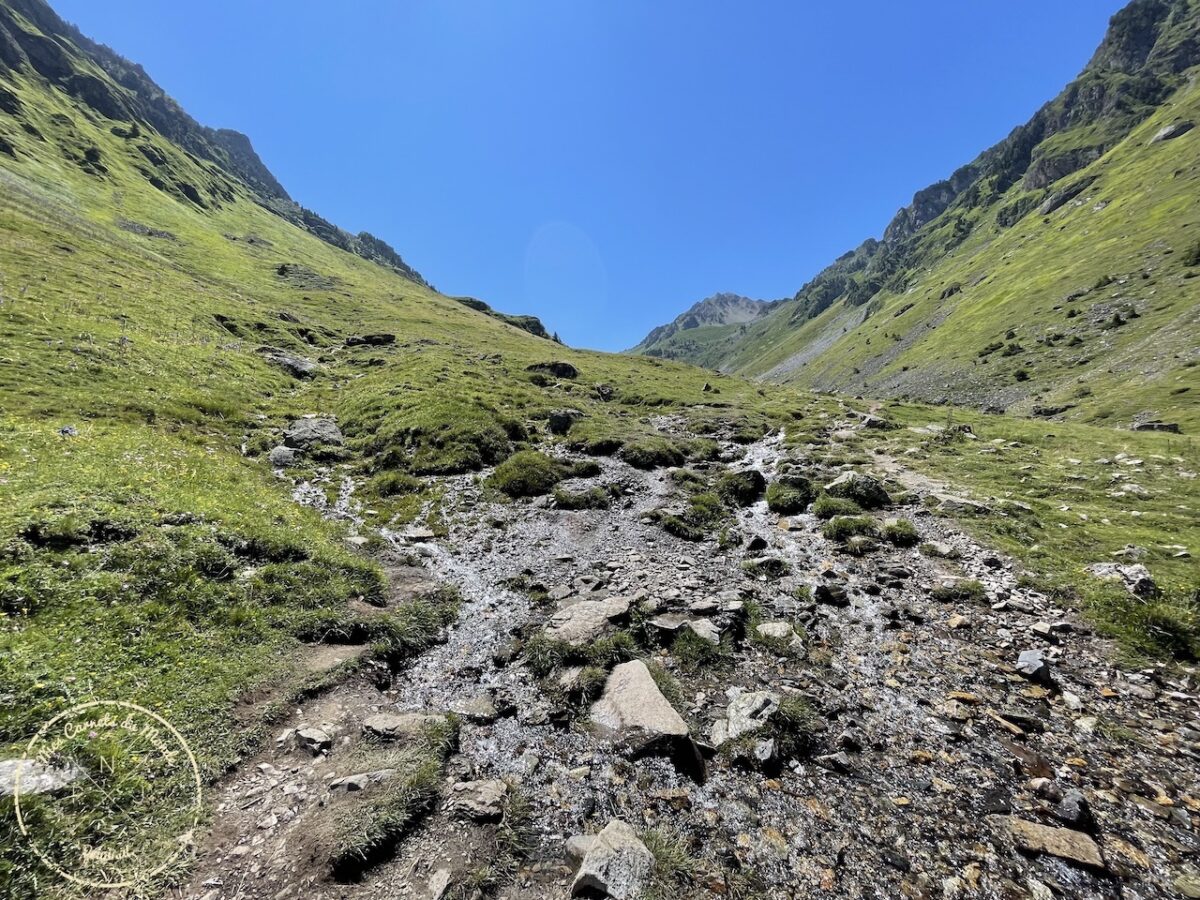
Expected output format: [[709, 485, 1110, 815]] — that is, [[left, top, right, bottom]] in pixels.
[[54, 0, 1126, 350]]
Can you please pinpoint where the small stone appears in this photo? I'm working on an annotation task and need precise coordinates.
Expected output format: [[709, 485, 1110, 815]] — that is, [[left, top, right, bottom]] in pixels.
[[570, 820, 653, 900], [1006, 816, 1104, 869], [447, 779, 508, 821]]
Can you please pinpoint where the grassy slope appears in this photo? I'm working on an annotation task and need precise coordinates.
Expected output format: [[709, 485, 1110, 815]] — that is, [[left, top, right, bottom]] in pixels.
[[726, 74, 1200, 430], [0, 39, 833, 896]]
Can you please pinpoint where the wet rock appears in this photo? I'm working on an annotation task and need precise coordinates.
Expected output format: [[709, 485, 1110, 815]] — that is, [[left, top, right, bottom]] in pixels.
[[710, 690, 781, 746], [814, 583, 849, 607], [545, 595, 632, 645], [447, 779, 508, 821], [455, 692, 500, 723], [0, 758, 82, 796], [570, 819, 653, 900], [1005, 816, 1104, 870], [362, 711, 448, 742], [1174, 872, 1200, 898], [824, 471, 890, 509], [815, 751, 854, 774], [284, 417, 343, 449], [548, 408, 584, 435], [1055, 789, 1098, 834], [589, 660, 689, 752], [267, 445, 297, 468]]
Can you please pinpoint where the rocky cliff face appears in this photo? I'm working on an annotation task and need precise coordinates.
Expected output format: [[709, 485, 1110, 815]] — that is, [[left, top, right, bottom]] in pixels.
[[0, 0, 427, 283]]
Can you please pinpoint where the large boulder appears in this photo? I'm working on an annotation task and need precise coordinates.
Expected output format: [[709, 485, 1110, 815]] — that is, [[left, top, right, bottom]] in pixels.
[[589, 660, 689, 752], [1150, 121, 1194, 143], [527, 361, 578, 380], [345, 333, 396, 346], [264, 351, 319, 379], [284, 417, 344, 449], [548, 408, 584, 435], [824, 472, 890, 509], [545, 596, 631, 646], [570, 820, 654, 900]]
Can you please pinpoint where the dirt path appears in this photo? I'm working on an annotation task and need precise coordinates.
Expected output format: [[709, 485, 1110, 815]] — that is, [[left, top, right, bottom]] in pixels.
[[186, 413, 1200, 900]]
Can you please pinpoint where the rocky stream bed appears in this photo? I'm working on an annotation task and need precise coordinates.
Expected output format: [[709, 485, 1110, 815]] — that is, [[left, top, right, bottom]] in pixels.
[[184, 415, 1200, 900]]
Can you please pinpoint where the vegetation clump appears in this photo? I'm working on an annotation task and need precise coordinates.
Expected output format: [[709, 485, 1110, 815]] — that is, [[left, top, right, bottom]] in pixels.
[[766, 476, 815, 514], [930, 579, 987, 603], [619, 436, 687, 470], [658, 492, 727, 542], [716, 469, 766, 507], [811, 494, 863, 520], [881, 518, 920, 547], [821, 515, 877, 543], [487, 451, 598, 498]]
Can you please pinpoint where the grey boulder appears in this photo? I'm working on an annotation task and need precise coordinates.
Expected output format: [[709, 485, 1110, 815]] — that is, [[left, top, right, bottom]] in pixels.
[[570, 820, 653, 900]]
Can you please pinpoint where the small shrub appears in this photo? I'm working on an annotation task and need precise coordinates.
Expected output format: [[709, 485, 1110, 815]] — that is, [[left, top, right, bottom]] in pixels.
[[821, 516, 876, 543], [881, 519, 919, 547], [930, 579, 987, 603], [811, 494, 862, 520], [716, 469, 766, 507], [487, 450, 566, 497], [766, 476, 815, 515], [774, 696, 823, 758], [742, 556, 790, 579]]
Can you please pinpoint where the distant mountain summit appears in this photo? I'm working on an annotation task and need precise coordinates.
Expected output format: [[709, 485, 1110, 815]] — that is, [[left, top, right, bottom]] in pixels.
[[631, 292, 780, 360], [634, 0, 1200, 430]]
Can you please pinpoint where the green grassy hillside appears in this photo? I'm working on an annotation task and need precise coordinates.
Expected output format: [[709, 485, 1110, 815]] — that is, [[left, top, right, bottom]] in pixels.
[[636, 0, 1200, 433]]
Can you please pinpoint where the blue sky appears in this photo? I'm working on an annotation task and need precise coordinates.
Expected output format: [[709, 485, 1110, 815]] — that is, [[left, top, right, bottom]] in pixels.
[[54, 1, 1126, 350]]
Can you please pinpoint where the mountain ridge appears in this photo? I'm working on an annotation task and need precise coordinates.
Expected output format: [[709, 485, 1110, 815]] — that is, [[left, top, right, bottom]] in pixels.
[[630, 291, 780, 354], [634, 0, 1200, 431], [0, 0, 439, 285]]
